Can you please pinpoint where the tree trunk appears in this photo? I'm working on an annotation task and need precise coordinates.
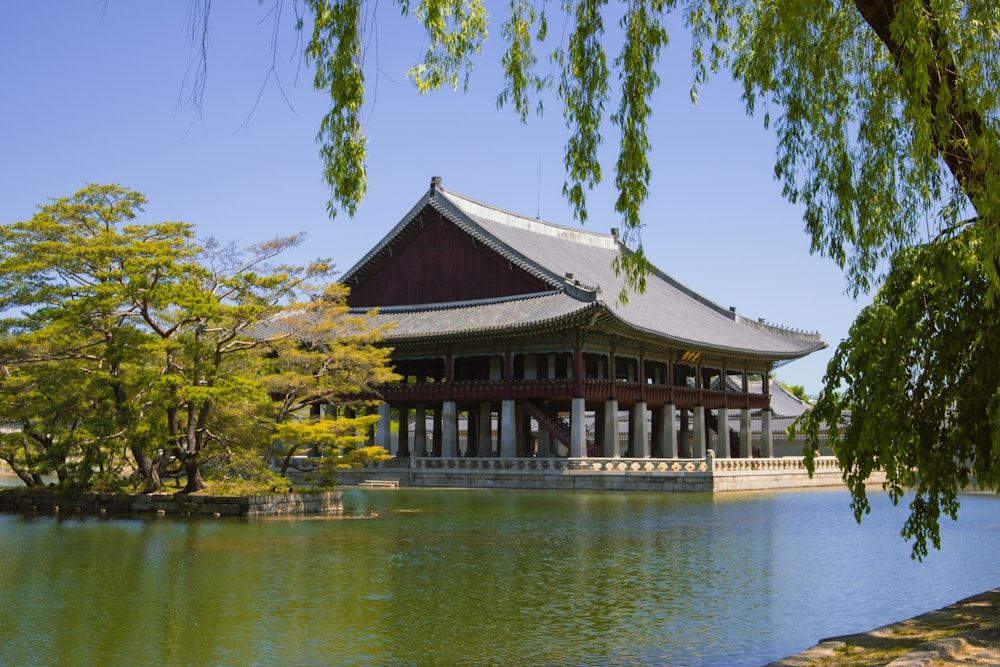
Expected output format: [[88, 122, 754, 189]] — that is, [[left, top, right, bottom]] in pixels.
[[182, 459, 207, 493], [280, 443, 304, 475], [7, 464, 42, 487], [854, 0, 991, 207], [132, 445, 155, 482]]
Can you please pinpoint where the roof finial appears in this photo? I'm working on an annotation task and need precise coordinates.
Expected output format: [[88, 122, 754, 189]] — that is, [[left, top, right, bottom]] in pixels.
[[431, 176, 442, 191]]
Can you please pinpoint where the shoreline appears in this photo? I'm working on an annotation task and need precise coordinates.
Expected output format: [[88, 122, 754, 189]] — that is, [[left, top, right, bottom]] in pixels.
[[0, 487, 342, 517], [766, 587, 1000, 666]]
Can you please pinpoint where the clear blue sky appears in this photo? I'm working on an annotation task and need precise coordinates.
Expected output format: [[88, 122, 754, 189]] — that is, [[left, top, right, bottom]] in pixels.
[[2, 2, 868, 394]]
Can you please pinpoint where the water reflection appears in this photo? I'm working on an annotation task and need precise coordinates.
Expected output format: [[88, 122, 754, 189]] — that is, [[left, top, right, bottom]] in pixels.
[[0, 488, 997, 666]]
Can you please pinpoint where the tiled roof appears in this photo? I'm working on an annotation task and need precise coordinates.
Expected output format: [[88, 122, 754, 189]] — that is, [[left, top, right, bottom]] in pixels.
[[341, 182, 826, 360], [716, 377, 813, 417], [359, 291, 597, 342]]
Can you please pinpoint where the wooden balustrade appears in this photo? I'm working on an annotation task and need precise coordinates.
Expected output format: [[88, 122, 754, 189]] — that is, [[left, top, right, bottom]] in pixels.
[[371, 378, 770, 409]]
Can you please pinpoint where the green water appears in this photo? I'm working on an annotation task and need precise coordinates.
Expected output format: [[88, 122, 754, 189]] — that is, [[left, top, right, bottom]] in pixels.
[[0, 487, 998, 666]]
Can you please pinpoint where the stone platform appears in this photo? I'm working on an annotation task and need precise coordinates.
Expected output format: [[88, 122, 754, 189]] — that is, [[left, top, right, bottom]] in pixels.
[[323, 455, 871, 492], [0, 488, 342, 517]]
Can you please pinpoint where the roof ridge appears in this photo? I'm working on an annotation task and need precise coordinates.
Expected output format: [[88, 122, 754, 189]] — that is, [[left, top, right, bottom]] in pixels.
[[733, 313, 825, 342], [437, 187, 620, 250]]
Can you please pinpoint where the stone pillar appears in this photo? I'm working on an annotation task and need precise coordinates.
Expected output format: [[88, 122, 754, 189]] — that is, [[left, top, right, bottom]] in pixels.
[[516, 406, 531, 457], [376, 402, 392, 452], [570, 397, 587, 458], [603, 399, 620, 458], [594, 408, 606, 454], [661, 403, 678, 458], [537, 429, 552, 457], [397, 406, 410, 457], [465, 409, 477, 457], [716, 406, 729, 459], [442, 400, 458, 458], [413, 404, 427, 457], [678, 408, 690, 457], [692, 405, 706, 459], [432, 409, 442, 457], [761, 408, 774, 458], [739, 407, 752, 458], [650, 406, 665, 458], [478, 402, 493, 457], [631, 401, 649, 458], [500, 399, 517, 458]]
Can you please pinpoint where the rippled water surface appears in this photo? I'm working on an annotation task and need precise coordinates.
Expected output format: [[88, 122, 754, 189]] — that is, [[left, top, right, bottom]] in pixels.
[[1, 486, 998, 666]]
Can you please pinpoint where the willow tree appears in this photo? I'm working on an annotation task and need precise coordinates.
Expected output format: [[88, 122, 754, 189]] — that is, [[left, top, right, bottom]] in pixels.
[[190, 0, 1000, 554]]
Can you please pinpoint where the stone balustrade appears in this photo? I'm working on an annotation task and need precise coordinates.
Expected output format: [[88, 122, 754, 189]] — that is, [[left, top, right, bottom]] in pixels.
[[372, 455, 855, 492], [710, 455, 842, 473], [412, 456, 710, 473], [410, 455, 842, 474]]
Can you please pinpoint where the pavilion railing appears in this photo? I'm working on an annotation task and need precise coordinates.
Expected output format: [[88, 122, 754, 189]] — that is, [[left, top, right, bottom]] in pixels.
[[375, 380, 770, 409], [408, 456, 841, 473]]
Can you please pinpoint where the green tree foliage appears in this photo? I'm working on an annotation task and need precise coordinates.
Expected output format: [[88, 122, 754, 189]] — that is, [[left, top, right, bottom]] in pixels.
[[800, 231, 1000, 560], [263, 283, 399, 473], [0, 184, 394, 493], [193, 0, 999, 554]]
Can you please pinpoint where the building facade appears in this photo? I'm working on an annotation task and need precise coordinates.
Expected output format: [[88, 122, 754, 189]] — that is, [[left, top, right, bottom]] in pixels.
[[344, 178, 826, 462]]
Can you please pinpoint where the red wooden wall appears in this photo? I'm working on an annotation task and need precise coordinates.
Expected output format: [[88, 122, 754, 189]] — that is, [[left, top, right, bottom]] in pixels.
[[346, 208, 549, 307]]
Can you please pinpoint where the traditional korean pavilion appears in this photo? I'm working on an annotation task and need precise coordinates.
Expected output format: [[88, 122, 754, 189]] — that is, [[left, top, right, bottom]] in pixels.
[[344, 177, 826, 462]]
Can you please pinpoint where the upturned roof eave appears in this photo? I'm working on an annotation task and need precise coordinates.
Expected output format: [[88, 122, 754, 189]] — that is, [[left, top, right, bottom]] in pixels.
[[364, 300, 602, 346], [359, 297, 826, 362], [589, 308, 828, 362]]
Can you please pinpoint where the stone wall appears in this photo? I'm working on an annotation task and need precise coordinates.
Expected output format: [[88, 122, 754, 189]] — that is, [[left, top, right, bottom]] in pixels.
[[328, 455, 872, 493], [0, 488, 342, 517], [376, 469, 714, 492], [709, 456, 858, 491]]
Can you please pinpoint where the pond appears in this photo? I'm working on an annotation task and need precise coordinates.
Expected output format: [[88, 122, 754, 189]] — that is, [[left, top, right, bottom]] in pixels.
[[0, 485, 997, 666]]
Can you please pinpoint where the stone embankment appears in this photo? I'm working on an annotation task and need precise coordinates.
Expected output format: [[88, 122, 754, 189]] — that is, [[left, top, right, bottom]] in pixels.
[[322, 455, 875, 492], [0, 487, 342, 517], [767, 588, 1000, 666]]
